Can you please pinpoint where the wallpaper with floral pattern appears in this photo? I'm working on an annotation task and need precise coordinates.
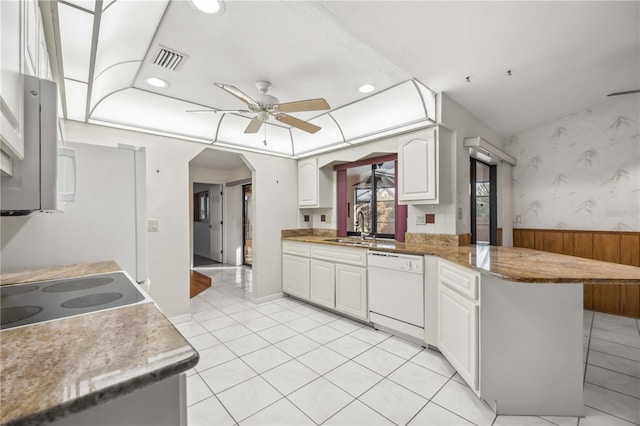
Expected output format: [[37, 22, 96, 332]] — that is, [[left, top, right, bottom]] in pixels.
[[507, 96, 640, 231]]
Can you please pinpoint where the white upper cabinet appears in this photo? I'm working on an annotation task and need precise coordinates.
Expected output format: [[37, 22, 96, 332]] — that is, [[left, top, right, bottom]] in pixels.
[[297, 157, 332, 208], [398, 127, 452, 204], [1, 0, 25, 163], [24, 0, 38, 77], [1, 0, 51, 173]]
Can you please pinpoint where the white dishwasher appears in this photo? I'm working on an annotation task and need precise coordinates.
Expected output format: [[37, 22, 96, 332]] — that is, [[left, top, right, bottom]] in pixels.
[[368, 251, 424, 340]]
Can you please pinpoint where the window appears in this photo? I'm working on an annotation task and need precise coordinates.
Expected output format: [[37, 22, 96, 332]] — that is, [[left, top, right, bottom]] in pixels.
[[335, 154, 407, 240]]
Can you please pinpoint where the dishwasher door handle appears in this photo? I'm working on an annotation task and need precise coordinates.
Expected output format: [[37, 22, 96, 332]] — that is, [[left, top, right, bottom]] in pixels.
[[369, 252, 400, 258]]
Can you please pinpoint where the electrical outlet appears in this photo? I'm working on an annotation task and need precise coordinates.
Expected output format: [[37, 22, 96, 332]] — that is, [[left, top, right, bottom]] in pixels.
[[320, 214, 326, 222], [416, 215, 426, 225], [303, 215, 310, 222], [147, 220, 159, 232], [458, 207, 463, 220]]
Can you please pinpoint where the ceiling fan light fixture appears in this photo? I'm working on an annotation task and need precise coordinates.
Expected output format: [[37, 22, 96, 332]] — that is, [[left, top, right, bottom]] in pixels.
[[146, 77, 169, 88], [191, 0, 225, 15], [358, 84, 375, 94]]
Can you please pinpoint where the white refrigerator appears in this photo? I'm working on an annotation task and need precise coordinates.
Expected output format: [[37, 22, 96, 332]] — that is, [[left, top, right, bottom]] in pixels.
[[0, 142, 147, 283]]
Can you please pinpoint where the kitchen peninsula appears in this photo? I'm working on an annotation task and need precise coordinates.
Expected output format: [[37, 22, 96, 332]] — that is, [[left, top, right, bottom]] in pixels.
[[282, 233, 640, 417], [0, 262, 198, 426]]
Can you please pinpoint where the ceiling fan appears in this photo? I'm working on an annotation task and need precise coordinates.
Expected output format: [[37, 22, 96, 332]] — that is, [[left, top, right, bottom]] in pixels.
[[187, 81, 330, 134], [607, 90, 640, 97]]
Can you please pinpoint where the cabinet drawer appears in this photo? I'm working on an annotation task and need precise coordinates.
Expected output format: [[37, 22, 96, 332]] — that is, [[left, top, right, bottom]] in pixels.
[[310, 245, 367, 266], [439, 259, 479, 300], [282, 241, 310, 257]]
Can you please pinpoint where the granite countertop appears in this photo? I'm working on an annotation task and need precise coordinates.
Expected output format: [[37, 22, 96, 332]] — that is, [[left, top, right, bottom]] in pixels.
[[0, 262, 199, 426], [283, 236, 640, 284], [0, 261, 121, 286]]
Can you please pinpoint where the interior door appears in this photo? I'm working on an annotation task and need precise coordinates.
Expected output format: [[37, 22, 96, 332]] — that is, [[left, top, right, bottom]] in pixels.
[[209, 184, 223, 263]]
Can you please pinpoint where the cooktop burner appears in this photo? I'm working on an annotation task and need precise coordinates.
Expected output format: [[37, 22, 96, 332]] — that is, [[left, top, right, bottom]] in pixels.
[[0, 271, 148, 330]]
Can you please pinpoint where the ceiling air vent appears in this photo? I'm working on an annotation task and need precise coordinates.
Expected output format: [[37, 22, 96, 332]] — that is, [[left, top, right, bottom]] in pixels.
[[152, 46, 186, 71]]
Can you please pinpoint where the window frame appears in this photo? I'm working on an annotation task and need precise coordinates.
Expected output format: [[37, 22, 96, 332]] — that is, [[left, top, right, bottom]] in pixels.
[[334, 154, 407, 241]]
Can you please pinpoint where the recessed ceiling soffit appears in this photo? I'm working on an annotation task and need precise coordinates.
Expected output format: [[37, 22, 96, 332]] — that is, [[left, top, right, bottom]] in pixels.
[[50, 0, 437, 158]]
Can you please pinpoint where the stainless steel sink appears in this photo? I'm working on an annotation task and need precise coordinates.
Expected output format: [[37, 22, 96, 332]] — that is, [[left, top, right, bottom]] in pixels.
[[326, 238, 376, 247]]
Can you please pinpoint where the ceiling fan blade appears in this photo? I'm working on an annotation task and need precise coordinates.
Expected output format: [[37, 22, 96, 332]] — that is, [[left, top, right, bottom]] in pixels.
[[186, 109, 251, 113], [214, 83, 261, 108], [275, 113, 321, 134], [607, 90, 640, 97], [275, 98, 330, 113], [244, 117, 263, 133]]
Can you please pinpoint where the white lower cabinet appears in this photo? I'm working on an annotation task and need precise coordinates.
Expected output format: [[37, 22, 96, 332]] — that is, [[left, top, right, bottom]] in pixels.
[[437, 258, 480, 394], [437, 284, 479, 391], [335, 264, 368, 320], [282, 241, 367, 321], [282, 254, 310, 300], [310, 259, 335, 309]]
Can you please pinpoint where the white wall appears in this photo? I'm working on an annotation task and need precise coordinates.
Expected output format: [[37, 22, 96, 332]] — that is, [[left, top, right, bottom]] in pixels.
[[60, 122, 204, 317], [1, 142, 139, 275], [249, 155, 299, 300], [506, 96, 640, 232], [224, 184, 244, 266], [57, 121, 297, 316], [438, 94, 506, 235]]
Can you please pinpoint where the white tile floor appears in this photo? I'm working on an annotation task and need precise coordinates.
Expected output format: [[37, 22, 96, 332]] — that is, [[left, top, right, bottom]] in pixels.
[[181, 266, 640, 426]]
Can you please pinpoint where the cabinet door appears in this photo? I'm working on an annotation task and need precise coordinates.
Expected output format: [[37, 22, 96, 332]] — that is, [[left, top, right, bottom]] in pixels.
[[437, 285, 478, 391], [310, 259, 335, 309], [282, 254, 310, 300], [24, 0, 38, 76], [298, 158, 318, 206], [38, 16, 50, 79], [398, 128, 436, 202], [335, 264, 367, 320], [0, 0, 24, 160]]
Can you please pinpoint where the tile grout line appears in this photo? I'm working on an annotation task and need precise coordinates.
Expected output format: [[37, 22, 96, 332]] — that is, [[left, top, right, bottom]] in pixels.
[[587, 346, 640, 363], [584, 403, 639, 426], [589, 335, 640, 351], [197, 305, 440, 424], [189, 274, 505, 426], [585, 360, 640, 381], [583, 310, 595, 385], [189, 303, 461, 423], [584, 380, 640, 402]]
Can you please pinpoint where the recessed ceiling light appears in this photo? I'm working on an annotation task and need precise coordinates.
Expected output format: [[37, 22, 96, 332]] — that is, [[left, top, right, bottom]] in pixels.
[[358, 84, 375, 94], [146, 77, 169, 88], [191, 0, 224, 14]]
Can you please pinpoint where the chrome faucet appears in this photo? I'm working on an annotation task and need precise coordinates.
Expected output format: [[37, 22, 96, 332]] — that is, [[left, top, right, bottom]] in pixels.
[[360, 231, 376, 241]]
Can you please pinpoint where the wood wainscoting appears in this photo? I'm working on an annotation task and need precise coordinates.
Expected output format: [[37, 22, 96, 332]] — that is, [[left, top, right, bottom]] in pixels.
[[513, 229, 640, 318]]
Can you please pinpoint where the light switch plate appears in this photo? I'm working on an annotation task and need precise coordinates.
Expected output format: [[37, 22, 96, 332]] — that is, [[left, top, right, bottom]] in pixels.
[[148, 220, 159, 232], [416, 215, 426, 225]]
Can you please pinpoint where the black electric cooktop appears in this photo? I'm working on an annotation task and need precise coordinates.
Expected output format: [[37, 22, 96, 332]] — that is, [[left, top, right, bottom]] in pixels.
[[0, 271, 148, 330]]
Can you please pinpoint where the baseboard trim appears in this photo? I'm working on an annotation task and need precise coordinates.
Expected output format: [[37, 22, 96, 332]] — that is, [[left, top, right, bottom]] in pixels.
[[251, 292, 285, 304], [169, 313, 192, 325]]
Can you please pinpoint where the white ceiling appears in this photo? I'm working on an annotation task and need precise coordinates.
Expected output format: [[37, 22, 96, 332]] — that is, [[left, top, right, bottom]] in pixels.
[[50, 0, 640, 156], [318, 1, 640, 136]]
